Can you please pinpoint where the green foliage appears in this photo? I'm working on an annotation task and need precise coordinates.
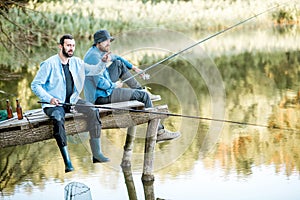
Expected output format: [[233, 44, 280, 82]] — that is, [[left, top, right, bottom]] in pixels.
[[272, 6, 300, 24], [136, 50, 300, 100], [141, 0, 191, 4], [0, 0, 299, 68], [214, 51, 300, 91], [6, 0, 299, 37]]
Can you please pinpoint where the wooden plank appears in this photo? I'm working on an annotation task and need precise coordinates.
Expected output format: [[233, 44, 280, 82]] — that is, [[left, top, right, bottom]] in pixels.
[[0, 109, 44, 129], [0, 101, 145, 131], [0, 104, 168, 148], [98, 100, 145, 112]]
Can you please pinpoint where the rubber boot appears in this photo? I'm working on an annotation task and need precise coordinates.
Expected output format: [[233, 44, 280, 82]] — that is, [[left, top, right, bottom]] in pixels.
[[89, 138, 110, 163], [59, 146, 74, 173], [120, 71, 142, 89]]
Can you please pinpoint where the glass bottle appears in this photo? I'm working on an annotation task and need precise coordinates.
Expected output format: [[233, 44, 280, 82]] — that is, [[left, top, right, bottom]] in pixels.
[[6, 99, 13, 119], [16, 99, 23, 120]]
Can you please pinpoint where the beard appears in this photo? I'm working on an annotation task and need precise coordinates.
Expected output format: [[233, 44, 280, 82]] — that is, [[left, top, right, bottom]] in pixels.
[[62, 46, 74, 58], [99, 44, 110, 52]]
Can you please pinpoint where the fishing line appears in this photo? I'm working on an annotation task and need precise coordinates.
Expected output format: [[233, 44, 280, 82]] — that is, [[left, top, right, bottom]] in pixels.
[[22, 110, 49, 139], [69, 112, 91, 155], [23, 105, 92, 154], [38, 101, 299, 132], [122, 1, 292, 83]]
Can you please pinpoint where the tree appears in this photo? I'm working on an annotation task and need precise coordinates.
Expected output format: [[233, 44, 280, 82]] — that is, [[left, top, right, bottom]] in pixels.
[[0, 0, 54, 59]]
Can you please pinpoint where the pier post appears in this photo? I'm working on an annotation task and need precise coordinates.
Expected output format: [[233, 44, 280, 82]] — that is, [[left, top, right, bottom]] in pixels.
[[142, 118, 160, 181], [121, 126, 136, 167], [122, 166, 138, 200]]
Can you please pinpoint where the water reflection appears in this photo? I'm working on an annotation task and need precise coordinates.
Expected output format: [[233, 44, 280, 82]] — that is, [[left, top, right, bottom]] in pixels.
[[122, 166, 158, 200], [207, 126, 300, 177], [122, 166, 138, 200], [1, 120, 300, 198]]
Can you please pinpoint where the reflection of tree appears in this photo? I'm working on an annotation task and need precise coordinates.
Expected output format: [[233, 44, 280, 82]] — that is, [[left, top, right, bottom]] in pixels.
[[214, 50, 300, 91], [213, 50, 300, 131], [0, 144, 42, 195], [209, 127, 300, 177], [0, 65, 38, 111], [209, 49, 300, 175], [187, 50, 300, 177], [0, 142, 67, 196], [139, 50, 300, 114], [0, 148, 14, 194], [155, 123, 209, 179], [269, 104, 300, 129], [232, 134, 254, 175]]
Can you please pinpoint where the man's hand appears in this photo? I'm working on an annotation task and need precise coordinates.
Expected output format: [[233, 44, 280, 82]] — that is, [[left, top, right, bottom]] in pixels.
[[50, 98, 60, 106], [132, 66, 150, 80], [102, 52, 111, 62], [115, 81, 123, 88], [132, 66, 142, 74]]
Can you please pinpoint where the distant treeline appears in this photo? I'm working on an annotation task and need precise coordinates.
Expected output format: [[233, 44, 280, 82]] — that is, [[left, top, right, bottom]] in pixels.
[[0, 0, 299, 61]]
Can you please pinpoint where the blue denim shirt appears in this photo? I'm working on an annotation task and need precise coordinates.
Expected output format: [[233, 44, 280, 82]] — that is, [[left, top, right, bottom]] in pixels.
[[31, 54, 106, 108], [83, 46, 133, 103]]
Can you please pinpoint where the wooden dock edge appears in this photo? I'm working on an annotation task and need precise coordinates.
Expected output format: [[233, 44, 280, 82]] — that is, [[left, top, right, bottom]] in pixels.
[[0, 104, 168, 148]]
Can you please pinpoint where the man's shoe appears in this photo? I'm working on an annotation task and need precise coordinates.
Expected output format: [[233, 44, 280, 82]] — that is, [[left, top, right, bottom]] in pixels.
[[156, 129, 181, 143], [141, 87, 161, 101], [93, 156, 110, 163]]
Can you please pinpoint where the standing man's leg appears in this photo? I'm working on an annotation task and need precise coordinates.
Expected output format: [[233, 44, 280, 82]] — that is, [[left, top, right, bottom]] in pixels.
[[75, 99, 109, 163], [44, 106, 74, 173]]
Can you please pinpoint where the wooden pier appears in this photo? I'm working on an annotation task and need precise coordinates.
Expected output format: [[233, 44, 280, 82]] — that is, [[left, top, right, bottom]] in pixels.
[[0, 100, 168, 181]]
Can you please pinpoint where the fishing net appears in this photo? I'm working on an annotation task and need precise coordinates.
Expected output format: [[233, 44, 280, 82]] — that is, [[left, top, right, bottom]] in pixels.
[[64, 182, 92, 200]]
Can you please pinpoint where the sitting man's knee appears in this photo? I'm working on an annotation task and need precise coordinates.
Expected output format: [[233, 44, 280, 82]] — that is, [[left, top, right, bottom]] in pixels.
[[52, 110, 64, 121]]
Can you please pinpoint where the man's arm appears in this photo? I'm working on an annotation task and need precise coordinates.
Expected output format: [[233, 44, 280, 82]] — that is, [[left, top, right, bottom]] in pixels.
[[96, 76, 116, 90], [31, 62, 53, 103], [83, 60, 106, 76], [84, 52, 111, 76]]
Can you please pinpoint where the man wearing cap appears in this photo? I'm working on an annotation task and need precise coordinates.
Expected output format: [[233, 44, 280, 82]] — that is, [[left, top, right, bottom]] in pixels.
[[83, 29, 180, 142]]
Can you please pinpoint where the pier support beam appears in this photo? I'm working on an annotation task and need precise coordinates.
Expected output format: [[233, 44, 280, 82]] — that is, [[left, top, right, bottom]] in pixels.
[[121, 126, 136, 168], [142, 118, 160, 182]]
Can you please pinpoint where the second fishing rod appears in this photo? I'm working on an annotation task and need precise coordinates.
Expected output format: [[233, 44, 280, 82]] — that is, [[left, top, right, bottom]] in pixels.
[[122, 1, 290, 84]]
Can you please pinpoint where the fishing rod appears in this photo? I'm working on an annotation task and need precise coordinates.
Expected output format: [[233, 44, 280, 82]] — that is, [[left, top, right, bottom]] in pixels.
[[122, 1, 289, 83], [38, 101, 298, 132]]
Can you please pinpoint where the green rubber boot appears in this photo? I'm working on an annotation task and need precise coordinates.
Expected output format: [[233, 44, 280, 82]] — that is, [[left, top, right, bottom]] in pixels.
[[89, 138, 110, 163], [59, 146, 74, 173]]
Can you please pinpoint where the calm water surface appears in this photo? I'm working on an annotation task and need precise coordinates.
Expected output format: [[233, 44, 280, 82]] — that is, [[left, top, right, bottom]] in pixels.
[[1, 27, 300, 200]]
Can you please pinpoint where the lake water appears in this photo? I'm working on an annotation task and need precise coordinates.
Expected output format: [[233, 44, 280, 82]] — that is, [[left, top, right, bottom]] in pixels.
[[0, 26, 300, 200]]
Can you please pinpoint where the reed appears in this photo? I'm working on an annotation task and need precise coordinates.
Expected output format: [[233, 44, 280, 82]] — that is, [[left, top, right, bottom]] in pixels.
[[0, 0, 299, 68], [23, 0, 300, 38]]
